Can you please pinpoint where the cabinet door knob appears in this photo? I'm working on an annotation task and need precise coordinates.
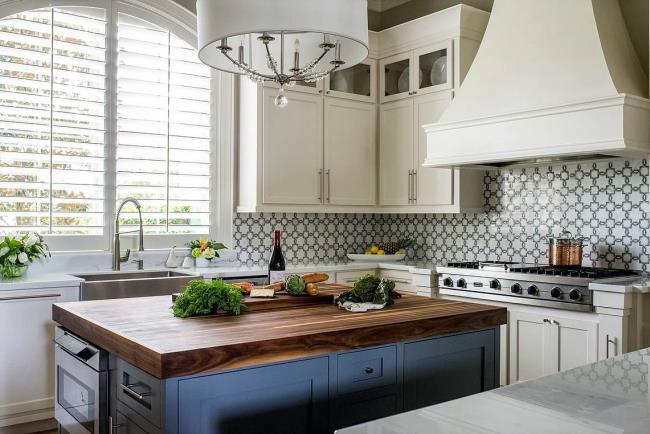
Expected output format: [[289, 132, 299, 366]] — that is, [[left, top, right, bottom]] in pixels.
[[365, 367, 374, 374]]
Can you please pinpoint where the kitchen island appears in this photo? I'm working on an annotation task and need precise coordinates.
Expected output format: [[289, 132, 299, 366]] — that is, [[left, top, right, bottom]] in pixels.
[[337, 346, 650, 434], [53, 291, 506, 433]]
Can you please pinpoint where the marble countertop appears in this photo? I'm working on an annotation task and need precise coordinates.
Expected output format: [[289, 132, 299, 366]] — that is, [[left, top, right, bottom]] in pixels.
[[0, 261, 436, 291], [337, 347, 650, 434]]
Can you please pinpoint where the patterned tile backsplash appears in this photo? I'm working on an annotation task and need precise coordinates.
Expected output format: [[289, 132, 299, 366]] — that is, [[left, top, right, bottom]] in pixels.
[[233, 158, 649, 271]]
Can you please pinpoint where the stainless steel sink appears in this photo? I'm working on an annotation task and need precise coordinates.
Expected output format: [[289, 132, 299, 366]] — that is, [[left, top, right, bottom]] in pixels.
[[73, 270, 198, 301]]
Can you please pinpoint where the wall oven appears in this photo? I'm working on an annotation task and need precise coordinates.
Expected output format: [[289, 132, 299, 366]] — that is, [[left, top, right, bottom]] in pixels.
[[54, 327, 108, 434]]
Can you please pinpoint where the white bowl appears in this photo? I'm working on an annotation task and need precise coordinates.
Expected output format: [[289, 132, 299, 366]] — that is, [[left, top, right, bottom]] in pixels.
[[347, 253, 406, 262]]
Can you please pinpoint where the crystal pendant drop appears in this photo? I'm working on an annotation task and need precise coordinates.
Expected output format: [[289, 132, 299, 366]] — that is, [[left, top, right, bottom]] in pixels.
[[274, 88, 288, 108]]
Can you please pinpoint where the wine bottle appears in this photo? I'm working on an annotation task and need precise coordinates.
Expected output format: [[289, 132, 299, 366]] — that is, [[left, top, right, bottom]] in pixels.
[[268, 230, 286, 284]]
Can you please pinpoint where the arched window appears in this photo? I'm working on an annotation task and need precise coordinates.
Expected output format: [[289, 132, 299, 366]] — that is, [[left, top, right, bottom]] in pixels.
[[0, 0, 216, 250]]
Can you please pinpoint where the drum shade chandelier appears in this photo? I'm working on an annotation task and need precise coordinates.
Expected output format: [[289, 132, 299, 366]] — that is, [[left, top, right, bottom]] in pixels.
[[197, 0, 369, 107]]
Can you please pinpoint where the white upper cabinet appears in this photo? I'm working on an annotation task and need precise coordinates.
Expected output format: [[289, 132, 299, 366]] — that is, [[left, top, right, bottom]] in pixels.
[[380, 41, 453, 103], [413, 91, 454, 206], [237, 5, 490, 214], [380, 51, 413, 103], [412, 41, 453, 96], [325, 59, 377, 103], [262, 88, 324, 205], [379, 99, 413, 206], [324, 99, 377, 206]]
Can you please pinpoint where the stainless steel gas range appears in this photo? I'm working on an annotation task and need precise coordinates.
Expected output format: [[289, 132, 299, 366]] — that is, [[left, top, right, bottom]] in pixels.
[[437, 261, 638, 312]]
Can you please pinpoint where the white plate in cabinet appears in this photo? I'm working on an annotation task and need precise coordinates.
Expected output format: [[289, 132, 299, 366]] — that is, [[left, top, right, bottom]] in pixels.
[[380, 51, 413, 103], [324, 99, 377, 206], [262, 88, 324, 205]]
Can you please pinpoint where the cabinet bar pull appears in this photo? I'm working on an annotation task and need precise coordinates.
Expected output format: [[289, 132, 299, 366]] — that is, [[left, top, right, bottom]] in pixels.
[[407, 170, 412, 203], [109, 416, 122, 432], [391, 279, 411, 284], [606, 334, 617, 358], [318, 169, 323, 202], [0, 293, 61, 301], [413, 169, 417, 202], [120, 383, 152, 401], [326, 169, 331, 203]]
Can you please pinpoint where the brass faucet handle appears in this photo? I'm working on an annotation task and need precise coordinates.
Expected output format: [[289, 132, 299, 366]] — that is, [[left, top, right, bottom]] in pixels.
[[120, 249, 131, 263]]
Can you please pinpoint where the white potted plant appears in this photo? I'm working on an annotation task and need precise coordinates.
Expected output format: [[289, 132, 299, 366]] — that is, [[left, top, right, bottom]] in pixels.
[[0, 233, 50, 279], [188, 239, 226, 268]]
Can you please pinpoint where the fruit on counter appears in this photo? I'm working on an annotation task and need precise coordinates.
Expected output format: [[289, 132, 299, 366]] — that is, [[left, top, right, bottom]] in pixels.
[[284, 274, 306, 295], [305, 283, 320, 296], [377, 239, 413, 254], [302, 272, 329, 284], [364, 239, 413, 255]]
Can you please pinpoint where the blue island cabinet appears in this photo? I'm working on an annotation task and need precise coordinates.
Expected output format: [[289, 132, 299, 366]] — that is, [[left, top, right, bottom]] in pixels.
[[176, 357, 329, 434], [111, 327, 499, 434]]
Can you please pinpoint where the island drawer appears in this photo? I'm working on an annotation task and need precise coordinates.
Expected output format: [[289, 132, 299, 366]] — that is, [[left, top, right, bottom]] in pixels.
[[114, 358, 163, 428], [337, 345, 397, 395], [114, 401, 162, 434]]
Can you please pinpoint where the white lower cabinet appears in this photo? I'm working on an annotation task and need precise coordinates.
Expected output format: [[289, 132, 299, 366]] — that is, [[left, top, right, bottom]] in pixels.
[[0, 286, 79, 427], [509, 309, 598, 384]]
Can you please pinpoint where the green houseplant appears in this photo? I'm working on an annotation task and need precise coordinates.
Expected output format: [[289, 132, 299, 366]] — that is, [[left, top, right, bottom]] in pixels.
[[0, 233, 50, 279]]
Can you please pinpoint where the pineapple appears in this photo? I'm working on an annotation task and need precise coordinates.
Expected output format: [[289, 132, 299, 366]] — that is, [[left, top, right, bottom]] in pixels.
[[377, 239, 413, 255]]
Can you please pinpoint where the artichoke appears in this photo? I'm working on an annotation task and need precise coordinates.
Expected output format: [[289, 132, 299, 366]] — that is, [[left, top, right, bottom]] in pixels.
[[284, 274, 306, 295]]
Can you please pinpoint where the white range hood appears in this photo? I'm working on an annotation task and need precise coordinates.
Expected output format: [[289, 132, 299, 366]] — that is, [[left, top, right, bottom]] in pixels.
[[423, 0, 650, 167]]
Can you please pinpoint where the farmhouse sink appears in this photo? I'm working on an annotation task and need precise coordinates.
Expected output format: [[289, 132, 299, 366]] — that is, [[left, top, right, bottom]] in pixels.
[[73, 270, 197, 301]]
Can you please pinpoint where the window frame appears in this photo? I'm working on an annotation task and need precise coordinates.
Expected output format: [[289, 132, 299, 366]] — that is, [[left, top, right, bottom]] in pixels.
[[0, 0, 234, 252]]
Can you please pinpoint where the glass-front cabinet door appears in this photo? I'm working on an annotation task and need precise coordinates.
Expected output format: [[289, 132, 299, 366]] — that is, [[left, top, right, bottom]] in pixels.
[[325, 59, 376, 103], [379, 52, 412, 103], [413, 41, 453, 96]]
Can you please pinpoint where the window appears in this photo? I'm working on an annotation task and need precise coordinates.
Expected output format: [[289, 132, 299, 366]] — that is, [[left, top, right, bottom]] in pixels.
[[0, 1, 215, 248], [116, 13, 211, 235], [0, 7, 107, 235]]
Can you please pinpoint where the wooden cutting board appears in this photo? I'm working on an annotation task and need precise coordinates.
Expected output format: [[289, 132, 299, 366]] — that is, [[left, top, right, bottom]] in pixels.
[[172, 284, 348, 313]]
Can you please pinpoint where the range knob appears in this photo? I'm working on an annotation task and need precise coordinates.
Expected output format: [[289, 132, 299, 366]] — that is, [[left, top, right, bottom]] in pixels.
[[443, 277, 454, 287], [569, 288, 583, 301], [510, 283, 522, 294], [527, 285, 539, 296], [456, 278, 467, 289], [550, 287, 563, 299], [489, 279, 501, 290]]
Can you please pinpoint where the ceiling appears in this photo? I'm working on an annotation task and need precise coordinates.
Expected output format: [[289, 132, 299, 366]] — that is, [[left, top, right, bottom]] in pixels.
[[367, 0, 413, 12]]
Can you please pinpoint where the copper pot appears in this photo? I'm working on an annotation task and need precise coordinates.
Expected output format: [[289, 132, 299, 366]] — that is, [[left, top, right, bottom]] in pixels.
[[548, 231, 584, 267]]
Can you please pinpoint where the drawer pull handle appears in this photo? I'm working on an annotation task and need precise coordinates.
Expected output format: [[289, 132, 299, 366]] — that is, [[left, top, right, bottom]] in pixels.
[[120, 383, 152, 401], [364, 367, 374, 374], [0, 293, 61, 301]]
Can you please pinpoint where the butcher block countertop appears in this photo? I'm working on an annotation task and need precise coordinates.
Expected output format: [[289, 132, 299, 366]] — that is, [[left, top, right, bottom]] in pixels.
[[52, 288, 506, 379]]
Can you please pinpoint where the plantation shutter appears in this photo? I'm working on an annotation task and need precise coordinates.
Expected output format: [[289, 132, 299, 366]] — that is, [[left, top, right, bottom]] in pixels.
[[0, 7, 106, 235], [115, 13, 212, 235]]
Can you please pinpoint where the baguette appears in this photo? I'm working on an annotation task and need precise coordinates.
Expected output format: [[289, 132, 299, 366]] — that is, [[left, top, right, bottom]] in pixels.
[[262, 281, 284, 291], [302, 273, 329, 284], [233, 282, 253, 294]]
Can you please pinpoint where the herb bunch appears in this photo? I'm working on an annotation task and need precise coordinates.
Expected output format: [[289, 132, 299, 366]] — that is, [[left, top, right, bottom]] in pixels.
[[173, 279, 246, 318]]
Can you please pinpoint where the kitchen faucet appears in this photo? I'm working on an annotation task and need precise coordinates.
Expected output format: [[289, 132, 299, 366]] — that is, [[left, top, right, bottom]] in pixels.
[[113, 197, 144, 271]]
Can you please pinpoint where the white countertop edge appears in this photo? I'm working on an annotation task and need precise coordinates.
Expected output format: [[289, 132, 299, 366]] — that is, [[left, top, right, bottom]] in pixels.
[[0, 262, 436, 290]]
